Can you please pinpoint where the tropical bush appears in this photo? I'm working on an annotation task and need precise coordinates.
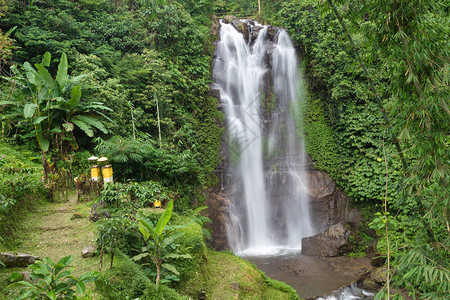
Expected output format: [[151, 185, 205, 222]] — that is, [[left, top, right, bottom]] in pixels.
[[9, 255, 100, 300]]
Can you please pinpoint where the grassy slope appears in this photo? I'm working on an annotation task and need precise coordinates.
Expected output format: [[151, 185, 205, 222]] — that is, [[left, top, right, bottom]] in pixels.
[[0, 193, 299, 299], [182, 250, 298, 299]]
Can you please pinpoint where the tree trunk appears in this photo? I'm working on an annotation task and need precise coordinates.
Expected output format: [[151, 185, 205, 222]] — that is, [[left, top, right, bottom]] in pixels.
[[155, 259, 161, 292]]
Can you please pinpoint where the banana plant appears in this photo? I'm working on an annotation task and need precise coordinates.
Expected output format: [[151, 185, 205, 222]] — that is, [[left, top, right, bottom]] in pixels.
[[1, 52, 112, 178], [3, 52, 111, 152], [132, 199, 191, 292]]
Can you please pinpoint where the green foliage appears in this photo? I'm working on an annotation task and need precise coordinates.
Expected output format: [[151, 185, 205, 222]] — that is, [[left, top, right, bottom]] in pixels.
[[96, 251, 150, 300], [95, 134, 203, 186], [97, 180, 169, 212], [142, 283, 187, 300], [392, 242, 450, 300], [9, 255, 100, 300], [2, 51, 111, 154], [0, 141, 44, 247], [96, 216, 134, 269], [299, 95, 339, 173], [256, 269, 300, 300], [1, 0, 223, 208], [212, 0, 258, 18], [133, 199, 192, 291], [185, 206, 212, 242], [280, 1, 402, 205]]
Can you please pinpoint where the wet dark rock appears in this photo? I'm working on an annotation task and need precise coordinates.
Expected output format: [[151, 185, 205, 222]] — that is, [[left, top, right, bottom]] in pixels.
[[206, 191, 230, 251], [370, 267, 388, 284], [208, 84, 221, 100], [307, 169, 349, 233], [347, 209, 361, 229], [210, 15, 220, 40], [223, 15, 235, 24], [301, 223, 356, 257], [266, 26, 278, 41], [359, 267, 388, 291], [231, 19, 249, 40], [0, 252, 38, 268]]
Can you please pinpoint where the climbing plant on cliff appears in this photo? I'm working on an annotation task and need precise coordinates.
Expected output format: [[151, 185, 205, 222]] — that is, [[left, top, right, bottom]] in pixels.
[[330, 0, 449, 217]]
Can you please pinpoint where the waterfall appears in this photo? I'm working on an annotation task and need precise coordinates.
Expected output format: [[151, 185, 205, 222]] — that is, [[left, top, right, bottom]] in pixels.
[[213, 20, 314, 256]]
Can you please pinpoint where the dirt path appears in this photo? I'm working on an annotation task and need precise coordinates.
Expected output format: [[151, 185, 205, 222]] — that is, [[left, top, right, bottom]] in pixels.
[[9, 194, 98, 276]]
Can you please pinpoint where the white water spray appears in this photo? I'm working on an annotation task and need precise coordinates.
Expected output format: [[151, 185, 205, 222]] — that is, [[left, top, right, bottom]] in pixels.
[[214, 20, 314, 256]]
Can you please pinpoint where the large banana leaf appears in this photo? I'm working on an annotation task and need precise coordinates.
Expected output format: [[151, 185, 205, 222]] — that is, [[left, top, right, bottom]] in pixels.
[[138, 219, 156, 242], [74, 115, 108, 134], [35, 64, 54, 89], [23, 103, 38, 118], [155, 199, 174, 236], [72, 119, 94, 137], [35, 124, 49, 152], [23, 62, 39, 87], [56, 53, 68, 92], [41, 52, 51, 67], [69, 86, 81, 110]]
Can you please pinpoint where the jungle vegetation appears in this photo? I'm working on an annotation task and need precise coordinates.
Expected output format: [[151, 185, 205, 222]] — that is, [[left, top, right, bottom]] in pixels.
[[0, 0, 448, 299]]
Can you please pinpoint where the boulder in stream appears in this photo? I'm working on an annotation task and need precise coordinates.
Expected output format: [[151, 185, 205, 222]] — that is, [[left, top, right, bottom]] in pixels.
[[301, 222, 356, 256]]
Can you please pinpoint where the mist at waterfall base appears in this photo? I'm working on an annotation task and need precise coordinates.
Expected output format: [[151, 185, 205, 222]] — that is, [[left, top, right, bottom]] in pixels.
[[213, 20, 314, 257]]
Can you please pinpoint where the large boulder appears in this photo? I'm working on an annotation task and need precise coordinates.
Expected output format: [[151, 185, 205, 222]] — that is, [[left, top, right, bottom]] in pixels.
[[0, 252, 38, 268], [301, 223, 355, 256], [307, 169, 349, 233]]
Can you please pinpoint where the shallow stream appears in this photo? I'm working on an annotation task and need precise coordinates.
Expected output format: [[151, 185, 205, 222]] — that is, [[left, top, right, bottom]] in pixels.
[[244, 252, 375, 299]]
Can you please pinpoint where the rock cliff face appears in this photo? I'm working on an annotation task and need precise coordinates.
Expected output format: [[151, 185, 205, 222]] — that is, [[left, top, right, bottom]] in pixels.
[[207, 163, 350, 250], [306, 168, 349, 233], [207, 16, 350, 251]]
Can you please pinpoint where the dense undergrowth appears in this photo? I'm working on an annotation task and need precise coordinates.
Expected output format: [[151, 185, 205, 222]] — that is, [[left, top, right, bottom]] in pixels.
[[0, 141, 45, 249], [0, 0, 448, 299]]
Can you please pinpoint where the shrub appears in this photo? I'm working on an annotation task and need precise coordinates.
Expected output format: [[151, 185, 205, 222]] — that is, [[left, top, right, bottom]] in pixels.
[[9, 255, 99, 300], [96, 251, 150, 300]]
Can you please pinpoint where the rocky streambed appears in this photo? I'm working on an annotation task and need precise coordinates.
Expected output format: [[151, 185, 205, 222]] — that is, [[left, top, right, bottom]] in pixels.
[[245, 253, 375, 299]]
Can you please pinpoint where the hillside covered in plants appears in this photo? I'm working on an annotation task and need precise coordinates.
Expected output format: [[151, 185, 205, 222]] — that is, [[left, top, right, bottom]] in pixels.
[[0, 0, 448, 299]]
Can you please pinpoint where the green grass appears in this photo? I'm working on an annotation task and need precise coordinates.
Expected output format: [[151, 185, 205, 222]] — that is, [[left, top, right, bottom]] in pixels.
[[0, 192, 101, 299], [1, 191, 300, 299], [180, 250, 300, 299]]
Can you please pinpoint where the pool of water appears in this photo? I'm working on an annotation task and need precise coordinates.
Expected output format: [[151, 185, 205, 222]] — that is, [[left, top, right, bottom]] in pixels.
[[244, 252, 375, 299]]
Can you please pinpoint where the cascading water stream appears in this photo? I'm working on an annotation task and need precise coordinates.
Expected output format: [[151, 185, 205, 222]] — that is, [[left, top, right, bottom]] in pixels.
[[213, 20, 314, 256]]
